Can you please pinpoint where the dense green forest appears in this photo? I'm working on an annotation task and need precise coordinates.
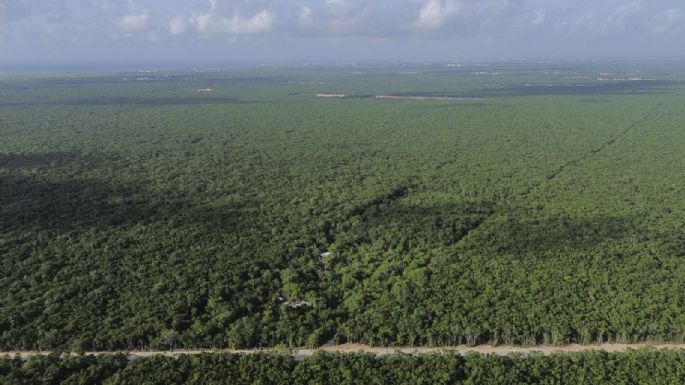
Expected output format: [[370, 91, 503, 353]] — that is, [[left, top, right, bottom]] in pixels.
[[1, 62, 685, 350], [3, 350, 685, 384]]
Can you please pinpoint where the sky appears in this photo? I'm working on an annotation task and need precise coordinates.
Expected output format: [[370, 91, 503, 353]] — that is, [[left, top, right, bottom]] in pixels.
[[0, 0, 684, 65]]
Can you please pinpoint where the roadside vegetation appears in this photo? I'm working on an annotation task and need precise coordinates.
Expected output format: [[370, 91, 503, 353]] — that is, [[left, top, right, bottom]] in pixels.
[[3, 349, 685, 384]]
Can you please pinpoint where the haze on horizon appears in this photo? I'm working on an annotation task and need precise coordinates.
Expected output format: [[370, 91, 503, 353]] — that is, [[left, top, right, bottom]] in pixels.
[[0, 0, 684, 67]]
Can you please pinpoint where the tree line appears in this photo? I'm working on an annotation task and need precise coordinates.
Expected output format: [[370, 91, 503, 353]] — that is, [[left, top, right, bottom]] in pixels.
[[2, 350, 685, 384]]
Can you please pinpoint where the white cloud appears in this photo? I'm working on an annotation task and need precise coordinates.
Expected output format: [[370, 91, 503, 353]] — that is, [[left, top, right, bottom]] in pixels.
[[294, 0, 382, 37], [115, 10, 150, 33], [326, 0, 348, 8], [604, 0, 643, 32], [169, 15, 188, 36], [3, 0, 685, 60], [186, 9, 275, 36], [228, 10, 275, 34], [655, 8, 684, 34], [532, 9, 545, 25], [296, 4, 367, 36], [415, 0, 464, 30], [565, 0, 685, 38], [298, 6, 313, 24]]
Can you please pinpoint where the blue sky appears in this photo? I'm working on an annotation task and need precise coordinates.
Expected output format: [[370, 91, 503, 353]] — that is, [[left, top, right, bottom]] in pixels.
[[0, 0, 684, 64]]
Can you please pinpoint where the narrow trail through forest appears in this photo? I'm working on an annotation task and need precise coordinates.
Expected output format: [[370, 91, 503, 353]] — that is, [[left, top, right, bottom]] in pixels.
[[452, 101, 664, 245], [542, 102, 664, 183], [5, 343, 685, 360]]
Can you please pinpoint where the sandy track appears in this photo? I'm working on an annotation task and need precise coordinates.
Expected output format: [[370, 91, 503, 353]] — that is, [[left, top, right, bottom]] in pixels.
[[4, 343, 685, 360]]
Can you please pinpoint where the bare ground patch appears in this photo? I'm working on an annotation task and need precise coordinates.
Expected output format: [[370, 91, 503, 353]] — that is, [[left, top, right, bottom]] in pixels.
[[375, 95, 484, 101]]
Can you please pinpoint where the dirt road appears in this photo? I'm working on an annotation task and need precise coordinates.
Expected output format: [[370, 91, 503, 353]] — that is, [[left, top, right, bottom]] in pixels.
[[4, 343, 685, 361]]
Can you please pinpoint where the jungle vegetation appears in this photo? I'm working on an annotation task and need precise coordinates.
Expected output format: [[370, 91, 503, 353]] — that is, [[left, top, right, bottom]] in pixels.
[[1, 61, 685, 350], [3, 350, 685, 385]]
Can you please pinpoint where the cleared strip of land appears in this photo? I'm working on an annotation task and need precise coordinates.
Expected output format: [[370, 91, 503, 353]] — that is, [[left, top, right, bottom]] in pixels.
[[313, 94, 484, 100], [5, 343, 685, 360], [374, 95, 484, 101]]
